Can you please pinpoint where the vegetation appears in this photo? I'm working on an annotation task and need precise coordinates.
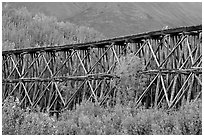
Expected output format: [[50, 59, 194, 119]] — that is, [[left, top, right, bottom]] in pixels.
[[2, 4, 105, 50], [2, 96, 202, 135], [2, 51, 202, 135], [2, 5, 202, 135], [114, 53, 149, 106]]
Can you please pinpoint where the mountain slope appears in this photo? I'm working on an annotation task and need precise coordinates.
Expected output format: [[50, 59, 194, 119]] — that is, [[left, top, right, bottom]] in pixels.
[[6, 2, 202, 37]]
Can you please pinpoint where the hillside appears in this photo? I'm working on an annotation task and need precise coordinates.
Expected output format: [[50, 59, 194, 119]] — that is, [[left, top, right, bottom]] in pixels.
[[5, 2, 202, 38]]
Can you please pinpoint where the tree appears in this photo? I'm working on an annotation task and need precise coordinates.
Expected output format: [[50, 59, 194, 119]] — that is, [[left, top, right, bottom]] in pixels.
[[2, 5, 106, 50]]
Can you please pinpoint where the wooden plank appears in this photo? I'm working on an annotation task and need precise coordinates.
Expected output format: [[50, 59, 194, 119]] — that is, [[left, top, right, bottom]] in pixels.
[[159, 35, 187, 67], [154, 75, 161, 107], [135, 73, 159, 108], [169, 73, 193, 108]]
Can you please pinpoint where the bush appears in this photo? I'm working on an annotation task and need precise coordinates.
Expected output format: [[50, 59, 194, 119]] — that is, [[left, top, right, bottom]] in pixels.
[[114, 53, 148, 106], [173, 100, 202, 135], [150, 110, 177, 135], [19, 112, 57, 135], [2, 97, 202, 135], [2, 96, 57, 135], [2, 96, 24, 135]]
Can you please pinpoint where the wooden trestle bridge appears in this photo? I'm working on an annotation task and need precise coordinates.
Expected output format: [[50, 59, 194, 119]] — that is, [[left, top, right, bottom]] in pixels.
[[2, 25, 202, 112]]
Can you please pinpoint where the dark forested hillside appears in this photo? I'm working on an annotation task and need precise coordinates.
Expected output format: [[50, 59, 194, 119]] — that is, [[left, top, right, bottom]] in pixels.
[[4, 2, 202, 37]]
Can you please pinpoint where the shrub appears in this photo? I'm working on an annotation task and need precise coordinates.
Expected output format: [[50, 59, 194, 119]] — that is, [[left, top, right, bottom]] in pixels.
[[150, 110, 177, 135], [19, 112, 57, 135], [2, 97, 202, 135], [2, 96, 24, 135], [2, 96, 57, 135], [173, 100, 202, 135], [55, 119, 79, 135], [114, 53, 148, 105]]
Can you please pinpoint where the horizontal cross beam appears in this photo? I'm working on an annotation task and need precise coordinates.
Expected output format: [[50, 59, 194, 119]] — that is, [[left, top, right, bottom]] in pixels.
[[3, 73, 119, 83]]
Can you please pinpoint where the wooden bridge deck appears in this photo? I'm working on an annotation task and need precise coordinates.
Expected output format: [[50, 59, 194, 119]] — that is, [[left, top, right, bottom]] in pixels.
[[2, 25, 202, 112]]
